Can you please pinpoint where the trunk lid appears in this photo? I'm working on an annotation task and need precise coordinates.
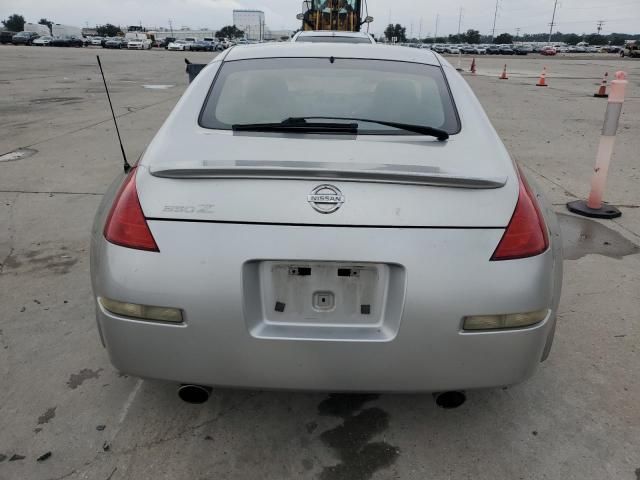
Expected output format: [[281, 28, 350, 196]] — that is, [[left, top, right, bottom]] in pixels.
[[138, 130, 518, 228]]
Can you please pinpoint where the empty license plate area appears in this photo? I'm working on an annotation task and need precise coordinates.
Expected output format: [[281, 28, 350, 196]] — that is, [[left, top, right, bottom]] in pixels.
[[243, 261, 406, 341]]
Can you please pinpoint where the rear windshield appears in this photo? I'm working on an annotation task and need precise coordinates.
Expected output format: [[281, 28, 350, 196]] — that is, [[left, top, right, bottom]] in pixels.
[[200, 58, 460, 135], [296, 36, 372, 44]]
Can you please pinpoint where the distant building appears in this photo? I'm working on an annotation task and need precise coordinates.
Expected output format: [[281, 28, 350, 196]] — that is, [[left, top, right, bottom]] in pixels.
[[233, 9, 265, 41], [82, 28, 98, 37]]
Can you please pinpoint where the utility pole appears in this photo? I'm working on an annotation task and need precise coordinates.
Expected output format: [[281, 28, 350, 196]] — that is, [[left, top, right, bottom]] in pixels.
[[168, 19, 174, 36], [596, 20, 605, 35], [457, 8, 464, 37], [434, 13, 439, 42], [418, 17, 423, 41], [548, 0, 559, 43], [491, 0, 499, 42], [515, 27, 520, 41]]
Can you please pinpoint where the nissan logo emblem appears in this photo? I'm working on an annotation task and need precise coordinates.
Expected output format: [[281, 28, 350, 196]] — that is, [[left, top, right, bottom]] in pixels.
[[307, 185, 345, 214]]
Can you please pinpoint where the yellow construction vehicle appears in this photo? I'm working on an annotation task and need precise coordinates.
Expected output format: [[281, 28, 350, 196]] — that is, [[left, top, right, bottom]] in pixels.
[[296, 0, 373, 32]]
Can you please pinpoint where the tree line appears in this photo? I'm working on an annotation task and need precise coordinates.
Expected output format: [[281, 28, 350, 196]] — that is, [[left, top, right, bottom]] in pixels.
[[1, 13, 245, 40], [383, 23, 638, 45]]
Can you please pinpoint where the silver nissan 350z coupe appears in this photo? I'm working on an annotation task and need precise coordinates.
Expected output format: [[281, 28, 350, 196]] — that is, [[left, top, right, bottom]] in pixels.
[[91, 43, 562, 402]]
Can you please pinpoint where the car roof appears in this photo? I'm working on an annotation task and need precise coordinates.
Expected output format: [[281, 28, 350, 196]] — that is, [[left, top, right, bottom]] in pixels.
[[223, 43, 440, 66], [296, 30, 371, 38]]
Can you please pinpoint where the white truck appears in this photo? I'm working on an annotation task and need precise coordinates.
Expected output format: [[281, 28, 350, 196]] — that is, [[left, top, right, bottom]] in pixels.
[[52, 24, 82, 38], [24, 23, 50, 36]]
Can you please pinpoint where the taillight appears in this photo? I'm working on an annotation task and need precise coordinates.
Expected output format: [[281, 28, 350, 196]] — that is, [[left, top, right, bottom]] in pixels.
[[103, 168, 159, 252], [491, 168, 549, 261]]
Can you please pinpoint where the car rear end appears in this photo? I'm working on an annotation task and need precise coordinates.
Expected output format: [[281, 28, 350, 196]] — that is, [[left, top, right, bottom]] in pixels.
[[91, 45, 562, 392]]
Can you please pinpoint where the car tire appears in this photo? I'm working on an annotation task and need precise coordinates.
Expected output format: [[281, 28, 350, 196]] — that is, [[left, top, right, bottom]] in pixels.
[[620, 51, 624, 57]]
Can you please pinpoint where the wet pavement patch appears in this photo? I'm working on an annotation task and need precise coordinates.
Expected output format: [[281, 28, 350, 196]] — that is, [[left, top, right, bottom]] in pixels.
[[317, 394, 399, 480], [3, 249, 78, 275], [37, 406, 57, 425], [0, 454, 6, 462], [558, 214, 640, 260], [0, 148, 37, 162], [67, 368, 103, 389], [9, 454, 25, 461]]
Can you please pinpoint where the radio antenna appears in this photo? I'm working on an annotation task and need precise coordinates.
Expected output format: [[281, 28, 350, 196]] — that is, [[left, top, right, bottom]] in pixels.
[[96, 55, 131, 172]]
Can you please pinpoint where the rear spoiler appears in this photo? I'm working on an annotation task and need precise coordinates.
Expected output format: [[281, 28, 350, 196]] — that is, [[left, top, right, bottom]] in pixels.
[[150, 160, 507, 189]]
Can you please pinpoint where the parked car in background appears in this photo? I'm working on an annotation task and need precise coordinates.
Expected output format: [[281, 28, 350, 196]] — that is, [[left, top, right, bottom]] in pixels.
[[514, 45, 532, 55], [486, 45, 501, 54], [160, 37, 176, 49], [607, 45, 622, 54], [292, 30, 375, 44], [90, 36, 104, 46], [189, 40, 215, 52], [167, 40, 189, 51], [443, 45, 460, 54], [540, 46, 557, 56], [184, 37, 197, 50], [32, 35, 53, 46], [1, 30, 17, 44], [50, 35, 84, 47], [12, 31, 40, 45], [498, 45, 515, 55], [125, 32, 152, 50], [103, 37, 127, 49], [459, 45, 476, 54]]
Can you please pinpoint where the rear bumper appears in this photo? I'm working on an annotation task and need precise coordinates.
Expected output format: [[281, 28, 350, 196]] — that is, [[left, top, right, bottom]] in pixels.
[[91, 222, 560, 392]]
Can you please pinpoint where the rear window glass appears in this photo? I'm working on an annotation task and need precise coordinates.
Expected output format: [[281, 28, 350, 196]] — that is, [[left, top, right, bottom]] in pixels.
[[296, 36, 372, 43], [200, 58, 459, 135]]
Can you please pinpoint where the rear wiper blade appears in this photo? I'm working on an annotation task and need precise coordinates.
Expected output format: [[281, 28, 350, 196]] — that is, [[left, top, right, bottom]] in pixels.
[[232, 118, 358, 134], [289, 116, 450, 141]]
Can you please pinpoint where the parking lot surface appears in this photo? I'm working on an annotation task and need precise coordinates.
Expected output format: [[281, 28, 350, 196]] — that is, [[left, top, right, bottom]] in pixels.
[[0, 45, 639, 480]]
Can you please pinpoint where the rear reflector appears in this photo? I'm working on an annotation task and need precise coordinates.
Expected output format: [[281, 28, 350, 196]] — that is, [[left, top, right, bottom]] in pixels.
[[99, 297, 183, 323], [491, 169, 549, 261], [103, 168, 159, 252], [463, 309, 548, 330]]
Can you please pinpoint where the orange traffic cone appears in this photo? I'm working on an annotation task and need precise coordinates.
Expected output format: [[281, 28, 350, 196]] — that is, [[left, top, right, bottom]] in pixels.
[[536, 67, 548, 87], [594, 72, 609, 98], [470, 58, 476, 75], [499, 64, 509, 80]]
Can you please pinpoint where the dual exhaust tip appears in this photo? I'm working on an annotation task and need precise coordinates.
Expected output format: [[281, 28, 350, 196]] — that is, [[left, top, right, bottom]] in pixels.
[[177, 384, 467, 409]]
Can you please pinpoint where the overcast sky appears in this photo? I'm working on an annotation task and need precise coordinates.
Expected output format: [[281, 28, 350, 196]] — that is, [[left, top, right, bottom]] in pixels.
[[1, 0, 638, 36]]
